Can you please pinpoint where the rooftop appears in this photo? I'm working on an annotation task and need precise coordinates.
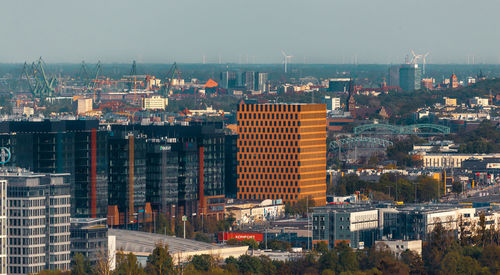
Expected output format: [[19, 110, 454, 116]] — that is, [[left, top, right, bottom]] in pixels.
[[109, 229, 248, 257]]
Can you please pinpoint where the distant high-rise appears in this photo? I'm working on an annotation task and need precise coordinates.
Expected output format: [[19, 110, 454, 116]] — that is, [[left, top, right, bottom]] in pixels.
[[388, 65, 400, 87], [328, 78, 351, 92], [220, 71, 237, 89], [243, 71, 256, 91], [399, 64, 421, 91], [256, 72, 268, 92], [237, 103, 327, 206]]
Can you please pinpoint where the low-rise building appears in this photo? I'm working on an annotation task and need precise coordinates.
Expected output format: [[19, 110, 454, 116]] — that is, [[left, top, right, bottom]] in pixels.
[[375, 240, 422, 258], [420, 153, 500, 169], [142, 96, 168, 110], [312, 206, 379, 249], [225, 199, 285, 225], [470, 97, 489, 107], [75, 98, 93, 115], [70, 218, 109, 266]]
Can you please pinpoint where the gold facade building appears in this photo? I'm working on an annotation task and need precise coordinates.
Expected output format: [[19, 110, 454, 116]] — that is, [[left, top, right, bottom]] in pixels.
[[237, 103, 326, 206]]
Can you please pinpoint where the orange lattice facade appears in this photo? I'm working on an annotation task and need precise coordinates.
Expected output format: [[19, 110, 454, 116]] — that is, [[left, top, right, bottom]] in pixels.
[[237, 103, 327, 206]]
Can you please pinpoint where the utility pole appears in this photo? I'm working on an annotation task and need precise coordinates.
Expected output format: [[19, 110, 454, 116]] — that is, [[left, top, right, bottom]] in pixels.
[[182, 215, 187, 239]]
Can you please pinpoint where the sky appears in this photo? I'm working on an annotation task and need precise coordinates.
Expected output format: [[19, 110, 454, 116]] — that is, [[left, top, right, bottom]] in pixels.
[[1, 0, 499, 64]]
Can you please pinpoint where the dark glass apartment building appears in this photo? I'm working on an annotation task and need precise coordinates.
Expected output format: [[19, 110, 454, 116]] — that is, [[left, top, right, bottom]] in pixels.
[[0, 120, 108, 218]]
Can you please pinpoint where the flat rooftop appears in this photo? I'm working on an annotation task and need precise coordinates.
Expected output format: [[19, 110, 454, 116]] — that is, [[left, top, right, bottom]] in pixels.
[[109, 229, 248, 263]]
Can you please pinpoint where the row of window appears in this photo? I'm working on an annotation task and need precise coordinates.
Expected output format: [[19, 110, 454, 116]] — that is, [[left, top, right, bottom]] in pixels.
[[239, 103, 300, 113], [239, 187, 299, 193], [240, 166, 299, 174], [239, 119, 299, 127], [239, 161, 300, 169], [239, 180, 298, 187], [239, 126, 299, 134], [238, 193, 298, 200], [239, 173, 298, 180]]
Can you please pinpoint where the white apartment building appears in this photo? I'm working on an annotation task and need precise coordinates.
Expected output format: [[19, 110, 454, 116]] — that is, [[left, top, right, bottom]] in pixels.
[[0, 180, 6, 275], [1, 171, 71, 275], [142, 96, 168, 110], [421, 153, 500, 168]]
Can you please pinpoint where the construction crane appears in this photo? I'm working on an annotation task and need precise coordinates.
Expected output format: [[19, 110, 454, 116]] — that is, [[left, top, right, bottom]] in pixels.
[[163, 62, 180, 96], [21, 57, 57, 100]]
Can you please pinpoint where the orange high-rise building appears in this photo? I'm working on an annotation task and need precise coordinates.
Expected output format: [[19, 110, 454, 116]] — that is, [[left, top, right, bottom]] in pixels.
[[237, 103, 327, 206]]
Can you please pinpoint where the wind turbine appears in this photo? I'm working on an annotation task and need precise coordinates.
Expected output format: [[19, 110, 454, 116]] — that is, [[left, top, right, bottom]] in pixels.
[[281, 50, 293, 73], [409, 50, 430, 75]]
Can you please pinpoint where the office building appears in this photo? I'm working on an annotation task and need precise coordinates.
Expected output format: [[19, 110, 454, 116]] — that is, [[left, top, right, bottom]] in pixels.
[[107, 131, 148, 228], [110, 123, 226, 220], [312, 206, 379, 249], [70, 218, 108, 266], [399, 64, 421, 91], [145, 138, 179, 215], [1, 170, 71, 274], [323, 96, 341, 112], [0, 180, 5, 275], [328, 78, 351, 92], [0, 120, 108, 219], [224, 134, 238, 199], [237, 103, 327, 206]]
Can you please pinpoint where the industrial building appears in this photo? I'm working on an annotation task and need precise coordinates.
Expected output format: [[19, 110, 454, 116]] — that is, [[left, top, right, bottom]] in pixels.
[[236, 103, 327, 206]]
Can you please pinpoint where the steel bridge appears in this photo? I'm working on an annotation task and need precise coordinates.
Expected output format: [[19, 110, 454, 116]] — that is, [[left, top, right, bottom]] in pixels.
[[353, 123, 450, 135], [329, 137, 394, 149]]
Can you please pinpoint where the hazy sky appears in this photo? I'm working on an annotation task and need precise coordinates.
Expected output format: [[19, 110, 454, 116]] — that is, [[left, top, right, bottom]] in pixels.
[[1, 0, 499, 64]]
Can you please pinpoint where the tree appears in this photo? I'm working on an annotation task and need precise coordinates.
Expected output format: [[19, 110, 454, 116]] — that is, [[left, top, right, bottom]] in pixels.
[[480, 245, 500, 274], [314, 241, 329, 254], [114, 252, 145, 275], [71, 253, 91, 275], [194, 232, 212, 243], [335, 242, 359, 273], [237, 255, 263, 274], [95, 249, 114, 275], [319, 250, 338, 272], [190, 254, 216, 272], [401, 250, 425, 275], [145, 243, 174, 275]]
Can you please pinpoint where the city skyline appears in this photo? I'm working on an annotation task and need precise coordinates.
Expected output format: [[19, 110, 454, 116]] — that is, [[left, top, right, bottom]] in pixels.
[[1, 0, 500, 64]]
